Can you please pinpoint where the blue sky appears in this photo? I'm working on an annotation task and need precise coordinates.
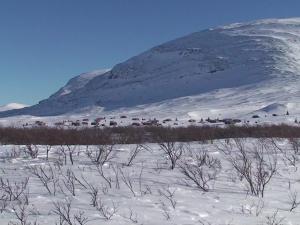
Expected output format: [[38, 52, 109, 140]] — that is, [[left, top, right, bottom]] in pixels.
[[1, 0, 300, 105]]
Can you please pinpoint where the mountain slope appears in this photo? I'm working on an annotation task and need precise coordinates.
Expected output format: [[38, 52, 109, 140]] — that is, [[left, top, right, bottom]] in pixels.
[[2, 18, 300, 118]]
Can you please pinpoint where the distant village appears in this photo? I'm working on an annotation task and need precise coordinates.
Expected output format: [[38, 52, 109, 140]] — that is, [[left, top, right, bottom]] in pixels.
[[21, 111, 296, 128]]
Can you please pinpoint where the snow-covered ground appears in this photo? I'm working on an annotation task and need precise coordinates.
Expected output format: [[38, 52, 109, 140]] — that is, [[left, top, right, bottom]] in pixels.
[[0, 139, 300, 224]]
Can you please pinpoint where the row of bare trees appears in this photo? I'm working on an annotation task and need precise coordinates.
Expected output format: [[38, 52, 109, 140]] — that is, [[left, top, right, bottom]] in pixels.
[[2, 124, 300, 145]]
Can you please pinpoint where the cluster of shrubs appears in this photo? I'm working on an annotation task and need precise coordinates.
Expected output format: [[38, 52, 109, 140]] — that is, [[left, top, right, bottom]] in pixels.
[[0, 124, 300, 145]]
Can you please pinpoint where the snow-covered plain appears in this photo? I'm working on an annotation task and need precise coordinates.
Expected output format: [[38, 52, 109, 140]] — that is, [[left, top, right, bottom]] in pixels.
[[0, 139, 300, 225]]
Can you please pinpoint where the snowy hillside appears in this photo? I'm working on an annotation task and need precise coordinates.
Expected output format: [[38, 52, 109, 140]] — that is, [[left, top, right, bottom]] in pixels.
[[2, 18, 300, 119], [0, 103, 27, 112]]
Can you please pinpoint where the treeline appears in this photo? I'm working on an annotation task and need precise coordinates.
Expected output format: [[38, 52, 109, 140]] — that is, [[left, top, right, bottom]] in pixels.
[[0, 124, 300, 145]]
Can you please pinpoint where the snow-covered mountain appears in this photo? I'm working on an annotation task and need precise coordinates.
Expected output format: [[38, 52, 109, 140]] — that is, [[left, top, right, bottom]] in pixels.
[[2, 18, 300, 118], [0, 103, 27, 112]]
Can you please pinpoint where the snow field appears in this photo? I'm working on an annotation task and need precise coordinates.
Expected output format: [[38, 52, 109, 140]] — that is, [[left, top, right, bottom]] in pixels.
[[0, 139, 299, 224]]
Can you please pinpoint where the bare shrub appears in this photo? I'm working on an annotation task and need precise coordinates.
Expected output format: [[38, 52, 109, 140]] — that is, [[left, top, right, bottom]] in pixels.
[[60, 169, 86, 196], [3, 146, 22, 160], [126, 144, 150, 166], [289, 191, 300, 212], [45, 145, 52, 161], [85, 183, 99, 208], [74, 211, 89, 225], [180, 150, 221, 192], [240, 199, 264, 216], [0, 177, 29, 202], [86, 145, 115, 167], [95, 166, 112, 189], [60, 169, 77, 196], [219, 138, 278, 197], [126, 144, 151, 166], [27, 165, 58, 196], [289, 138, 300, 154], [53, 199, 89, 225], [271, 138, 299, 168], [0, 195, 9, 213], [158, 142, 184, 170], [83, 180, 117, 221], [263, 210, 285, 225], [160, 201, 171, 220], [0, 176, 30, 215], [137, 164, 148, 196], [66, 145, 77, 165], [94, 199, 118, 221], [122, 209, 138, 224], [24, 145, 39, 159], [158, 186, 177, 209], [58, 145, 77, 165], [58, 146, 68, 166], [119, 168, 136, 197], [9, 201, 38, 225], [285, 138, 300, 168], [85, 145, 116, 189], [111, 164, 120, 189]]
